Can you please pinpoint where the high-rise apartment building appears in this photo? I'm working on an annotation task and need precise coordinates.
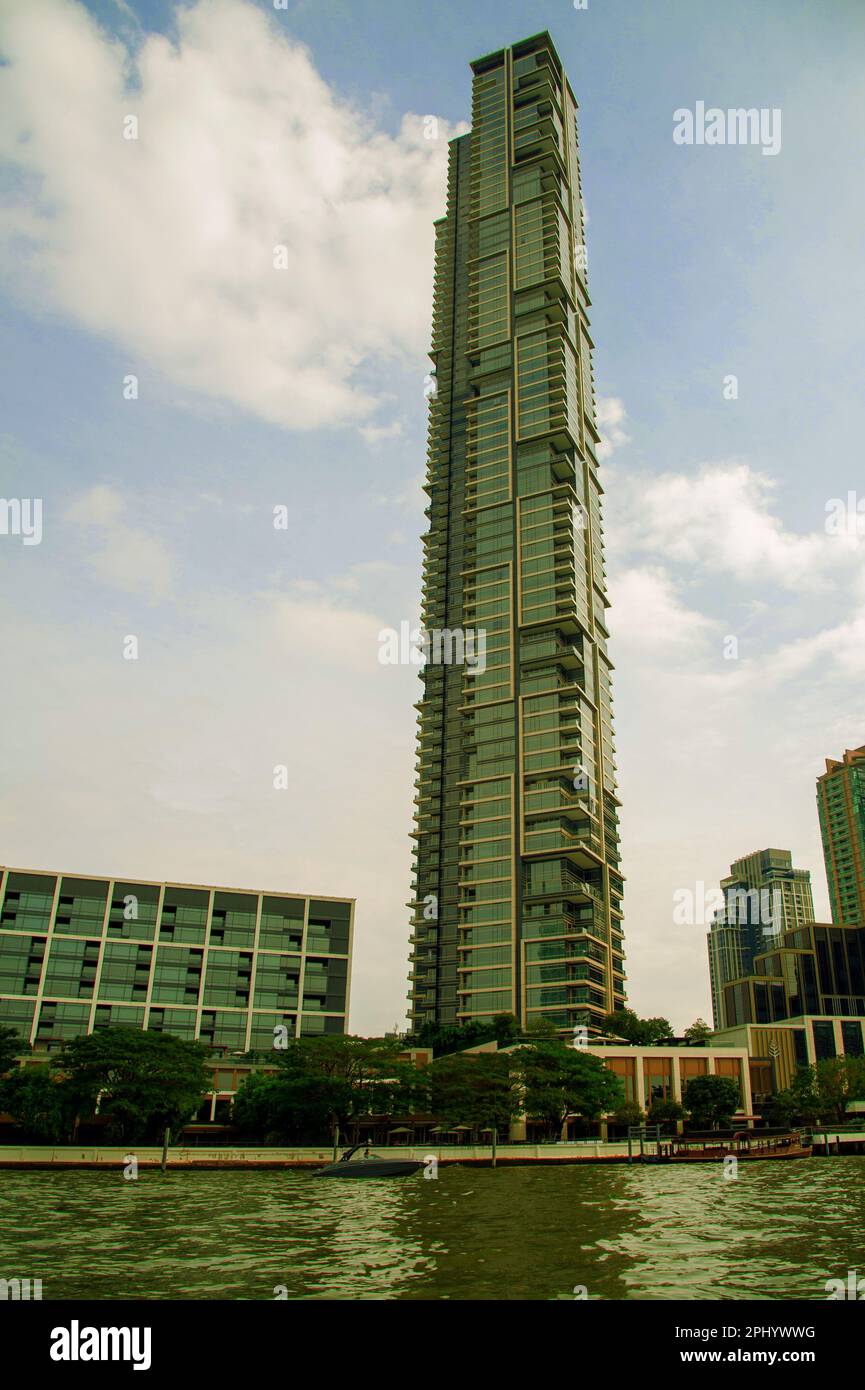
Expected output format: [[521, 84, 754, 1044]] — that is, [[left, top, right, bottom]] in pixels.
[[818, 745, 865, 927], [409, 32, 625, 1035], [707, 849, 814, 1030], [0, 865, 353, 1051]]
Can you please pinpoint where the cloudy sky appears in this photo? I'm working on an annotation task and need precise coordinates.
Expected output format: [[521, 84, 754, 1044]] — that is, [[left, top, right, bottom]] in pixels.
[[1, 0, 863, 1034]]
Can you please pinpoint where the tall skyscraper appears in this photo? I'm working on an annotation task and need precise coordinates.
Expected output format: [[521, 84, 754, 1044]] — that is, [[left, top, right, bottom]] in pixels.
[[409, 32, 625, 1036], [818, 745, 865, 927], [707, 848, 815, 1030]]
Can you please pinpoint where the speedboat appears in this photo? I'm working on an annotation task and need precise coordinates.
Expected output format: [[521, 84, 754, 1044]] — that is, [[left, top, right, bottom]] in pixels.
[[314, 1143, 422, 1179]]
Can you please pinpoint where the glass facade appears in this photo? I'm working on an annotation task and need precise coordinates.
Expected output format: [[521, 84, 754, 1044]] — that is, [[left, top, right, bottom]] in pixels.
[[818, 746, 865, 928], [409, 32, 625, 1035], [707, 849, 815, 1030], [0, 867, 353, 1050], [721, 921, 865, 1027]]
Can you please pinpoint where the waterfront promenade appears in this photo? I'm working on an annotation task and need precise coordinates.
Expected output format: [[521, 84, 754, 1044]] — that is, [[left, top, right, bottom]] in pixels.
[[2, 1132, 863, 1168]]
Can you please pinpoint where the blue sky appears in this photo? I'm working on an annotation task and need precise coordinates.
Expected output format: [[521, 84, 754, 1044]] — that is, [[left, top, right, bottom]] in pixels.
[[1, 0, 863, 1032]]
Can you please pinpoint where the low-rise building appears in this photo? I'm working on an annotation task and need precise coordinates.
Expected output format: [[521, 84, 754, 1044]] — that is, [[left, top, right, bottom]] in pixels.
[[0, 864, 354, 1051], [719, 920, 865, 1028], [711, 1015, 865, 1103], [585, 1040, 752, 1121]]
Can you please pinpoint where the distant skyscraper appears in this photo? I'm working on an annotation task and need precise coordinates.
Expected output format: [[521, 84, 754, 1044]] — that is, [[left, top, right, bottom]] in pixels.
[[818, 745, 865, 927], [707, 849, 814, 1030], [408, 32, 625, 1035]]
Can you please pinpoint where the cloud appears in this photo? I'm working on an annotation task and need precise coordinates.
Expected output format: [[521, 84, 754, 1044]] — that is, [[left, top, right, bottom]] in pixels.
[[65, 484, 176, 602], [359, 419, 405, 446], [608, 566, 717, 653], [0, 0, 462, 431], [373, 471, 426, 515], [0, 581, 420, 1033], [603, 452, 865, 1029], [596, 395, 630, 459], [608, 461, 862, 591]]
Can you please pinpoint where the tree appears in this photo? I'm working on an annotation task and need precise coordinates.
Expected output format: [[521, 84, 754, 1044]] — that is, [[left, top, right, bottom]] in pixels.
[[770, 1067, 822, 1126], [520, 1042, 624, 1141], [522, 1017, 561, 1041], [491, 1013, 520, 1047], [774, 1058, 865, 1126], [0, 1025, 24, 1077], [413, 1013, 520, 1057], [684, 1019, 713, 1044], [284, 1035, 427, 1119], [234, 1035, 432, 1144], [233, 1069, 346, 1144], [412, 1019, 489, 1057], [611, 1101, 644, 1129], [766, 1087, 799, 1128], [430, 1051, 520, 1135], [600, 1009, 673, 1046], [647, 1098, 686, 1131], [682, 1075, 741, 1130], [0, 1065, 76, 1142], [58, 1028, 211, 1142], [814, 1056, 865, 1123]]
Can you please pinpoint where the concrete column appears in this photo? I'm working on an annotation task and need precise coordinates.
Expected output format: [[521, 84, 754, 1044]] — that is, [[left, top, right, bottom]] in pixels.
[[635, 1054, 646, 1112], [672, 1054, 682, 1102]]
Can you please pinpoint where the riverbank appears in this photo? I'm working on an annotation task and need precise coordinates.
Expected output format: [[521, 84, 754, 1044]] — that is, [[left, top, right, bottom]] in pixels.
[[1, 1133, 863, 1167], [0, 1141, 627, 1168]]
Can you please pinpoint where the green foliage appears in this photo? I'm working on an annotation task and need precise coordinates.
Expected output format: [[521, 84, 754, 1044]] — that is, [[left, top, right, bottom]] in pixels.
[[281, 1034, 429, 1114], [611, 1101, 645, 1128], [520, 1042, 624, 1140], [683, 1019, 713, 1044], [770, 1067, 822, 1126], [766, 1087, 801, 1127], [58, 1027, 211, 1143], [491, 1013, 521, 1046], [232, 1070, 343, 1144], [0, 1025, 25, 1077], [430, 1051, 519, 1133], [0, 1065, 76, 1142], [772, 1059, 865, 1125], [814, 1056, 865, 1123], [521, 1017, 561, 1040], [413, 1013, 520, 1057], [600, 1009, 674, 1046], [682, 1074, 741, 1129], [647, 1098, 686, 1130], [234, 1035, 430, 1143]]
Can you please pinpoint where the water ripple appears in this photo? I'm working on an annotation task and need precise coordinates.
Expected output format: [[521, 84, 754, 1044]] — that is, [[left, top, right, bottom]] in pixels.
[[0, 1159, 862, 1300]]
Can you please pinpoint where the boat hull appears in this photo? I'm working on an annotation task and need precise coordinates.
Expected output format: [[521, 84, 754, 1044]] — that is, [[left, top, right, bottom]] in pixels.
[[314, 1160, 422, 1179], [665, 1146, 812, 1162]]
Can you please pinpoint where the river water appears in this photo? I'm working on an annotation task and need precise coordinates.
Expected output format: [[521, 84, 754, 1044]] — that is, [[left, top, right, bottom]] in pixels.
[[1, 1159, 863, 1300]]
